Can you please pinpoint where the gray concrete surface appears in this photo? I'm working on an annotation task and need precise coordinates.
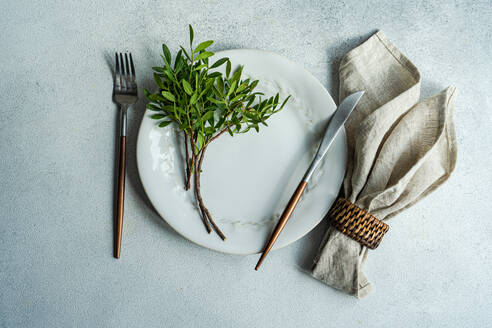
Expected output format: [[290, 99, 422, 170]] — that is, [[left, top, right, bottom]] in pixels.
[[1, 0, 491, 327]]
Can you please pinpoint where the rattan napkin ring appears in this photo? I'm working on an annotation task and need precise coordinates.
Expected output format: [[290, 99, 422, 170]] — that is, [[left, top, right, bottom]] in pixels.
[[329, 197, 389, 249]]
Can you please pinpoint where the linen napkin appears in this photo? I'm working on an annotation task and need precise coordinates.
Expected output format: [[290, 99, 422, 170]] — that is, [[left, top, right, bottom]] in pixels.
[[311, 31, 457, 298]]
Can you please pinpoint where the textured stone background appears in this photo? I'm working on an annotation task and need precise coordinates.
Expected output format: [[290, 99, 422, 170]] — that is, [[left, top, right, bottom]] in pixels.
[[1, 0, 491, 327]]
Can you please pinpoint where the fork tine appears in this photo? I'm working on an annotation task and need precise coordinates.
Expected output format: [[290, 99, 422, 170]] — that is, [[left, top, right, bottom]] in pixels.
[[129, 53, 136, 82], [124, 53, 131, 90], [115, 52, 120, 76], [119, 53, 125, 75], [119, 53, 126, 90], [125, 53, 130, 78], [115, 52, 121, 90]]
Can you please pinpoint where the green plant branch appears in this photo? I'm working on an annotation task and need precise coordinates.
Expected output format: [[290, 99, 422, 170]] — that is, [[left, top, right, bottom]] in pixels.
[[146, 25, 291, 240], [195, 146, 226, 240], [189, 133, 212, 234], [184, 132, 191, 190]]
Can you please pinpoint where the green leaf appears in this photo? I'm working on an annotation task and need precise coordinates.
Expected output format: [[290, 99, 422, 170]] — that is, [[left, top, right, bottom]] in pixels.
[[231, 94, 244, 103], [195, 51, 214, 61], [210, 57, 228, 69], [192, 119, 202, 129], [207, 72, 222, 79], [175, 59, 184, 74], [216, 77, 224, 95], [189, 25, 194, 47], [243, 111, 255, 119], [163, 69, 176, 82], [204, 127, 215, 136], [180, 46, 191, 61], [236, 83, 248, 93], [182, 79, 193, 95], [162, 44, 171, 64], [250, 80, 259, 91], [146, 103, 161, 111], [174, 106, 186, 115], [207, 97, 225, 105], [151, 114, 166, 119], [231, 66, 243, 83], [201, 111, 214, 123], [193, 71, 199, 89], [190, 93, 197, 104], [160, 55, 171, 71], [277, 95, 291, 111], [153, 73, 166, 89], [199, 89, 208, 101], [148, 93, 164, 102], [178, 121, 186, 130], [245, 96, 255, 108], [159, 121, 173, 127], [226, 60, 231, 78], [152, 66, 164, 73], [161, 91, 176, 102], [226, 80, 237, 98], [143, 88, 150, 97], [172, 103, 178, 117], [194, 64, 207, 71], [174, 50, 182, 67], [193, 40, 214, 54], [197, 133, 204, 148], [215, 117, 225, 129], [161, 105, 175, 112]]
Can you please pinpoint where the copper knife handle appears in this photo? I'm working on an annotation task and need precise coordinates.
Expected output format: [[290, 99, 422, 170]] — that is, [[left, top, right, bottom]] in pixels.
[[114, 135, 126, 258], [255, 181, 308, 270]]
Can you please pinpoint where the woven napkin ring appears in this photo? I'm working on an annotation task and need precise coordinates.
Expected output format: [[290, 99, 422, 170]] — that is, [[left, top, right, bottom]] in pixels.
[[329, 197, 389, 249]]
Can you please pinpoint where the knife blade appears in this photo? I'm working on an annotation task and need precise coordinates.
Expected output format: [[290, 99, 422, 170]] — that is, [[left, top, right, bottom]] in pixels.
[[303, 90, 365, 182]]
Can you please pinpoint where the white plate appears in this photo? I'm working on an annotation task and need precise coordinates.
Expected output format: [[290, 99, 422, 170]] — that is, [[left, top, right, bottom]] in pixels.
[[136, 49, 346, 255]]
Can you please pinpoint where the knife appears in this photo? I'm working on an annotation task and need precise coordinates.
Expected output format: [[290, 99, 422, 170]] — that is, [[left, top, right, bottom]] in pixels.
[[255, 91, 365, 270]]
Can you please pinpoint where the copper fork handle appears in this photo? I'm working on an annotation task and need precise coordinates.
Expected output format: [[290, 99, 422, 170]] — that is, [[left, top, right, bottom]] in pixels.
[[255, 180, 307, 270], [114, 135, 126, 258]]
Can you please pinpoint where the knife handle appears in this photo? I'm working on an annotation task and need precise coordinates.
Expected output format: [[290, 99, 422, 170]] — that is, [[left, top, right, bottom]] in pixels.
[[255, 180, 308, 270]]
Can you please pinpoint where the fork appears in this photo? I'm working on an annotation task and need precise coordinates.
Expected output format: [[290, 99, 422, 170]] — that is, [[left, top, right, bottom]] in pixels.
[[113, 52, 138, 258]]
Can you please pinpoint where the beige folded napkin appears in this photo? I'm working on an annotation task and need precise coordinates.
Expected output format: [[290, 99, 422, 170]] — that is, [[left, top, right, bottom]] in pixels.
[[311, 31, 457, 298]]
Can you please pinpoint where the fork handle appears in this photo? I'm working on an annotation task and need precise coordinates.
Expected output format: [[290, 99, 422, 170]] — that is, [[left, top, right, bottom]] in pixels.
[[115, 135, 126, 258], [115, 108, 127, 258]]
